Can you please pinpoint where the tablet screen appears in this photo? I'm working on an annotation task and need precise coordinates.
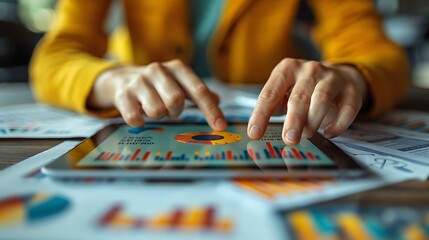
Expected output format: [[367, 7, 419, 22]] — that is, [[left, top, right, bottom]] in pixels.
[[43, 123, 364, 178], [75, 124, 335, 169]]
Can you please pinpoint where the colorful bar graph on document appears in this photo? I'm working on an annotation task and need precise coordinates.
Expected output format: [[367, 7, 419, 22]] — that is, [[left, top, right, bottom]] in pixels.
[[284, 206, 429, 240], [99, 204, 233, 233]]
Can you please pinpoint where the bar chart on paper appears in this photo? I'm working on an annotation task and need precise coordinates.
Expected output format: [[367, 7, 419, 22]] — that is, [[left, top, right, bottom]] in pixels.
[[284, 206, 429, 240], [98, 204, 234, 233], [229, 177, 394, 211], [376, 110, 429, 134], [233, 179, 330, 199]]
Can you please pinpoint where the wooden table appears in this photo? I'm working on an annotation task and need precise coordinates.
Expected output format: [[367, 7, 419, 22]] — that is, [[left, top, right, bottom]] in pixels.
[[0, 82, 79, 170], [0, 139, 68, 170]]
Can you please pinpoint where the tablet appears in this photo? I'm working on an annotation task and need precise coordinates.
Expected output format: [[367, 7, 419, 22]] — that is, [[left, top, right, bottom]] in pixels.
[[42, 123, 368, 179]]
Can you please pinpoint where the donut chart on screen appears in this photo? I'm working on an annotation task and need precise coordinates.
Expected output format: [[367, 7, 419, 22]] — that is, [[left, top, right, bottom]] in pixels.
[[175, 131, 241, 145]]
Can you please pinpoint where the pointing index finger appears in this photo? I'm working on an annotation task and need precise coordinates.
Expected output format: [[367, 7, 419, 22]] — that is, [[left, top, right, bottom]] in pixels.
[[163, 60, 227, 131], [248, 60, 295, 139]]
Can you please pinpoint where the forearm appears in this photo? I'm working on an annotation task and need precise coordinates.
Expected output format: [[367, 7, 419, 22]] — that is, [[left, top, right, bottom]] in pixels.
[[30, 42, 117, 114], [29, 0, 119, 116]]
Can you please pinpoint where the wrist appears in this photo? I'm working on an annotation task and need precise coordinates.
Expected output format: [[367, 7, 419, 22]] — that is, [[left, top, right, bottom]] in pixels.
[[87, 68, 119, 110]]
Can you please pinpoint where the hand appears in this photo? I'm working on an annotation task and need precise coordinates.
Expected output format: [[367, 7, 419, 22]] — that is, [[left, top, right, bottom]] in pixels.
[[248, 58, 368, 145], [87, 59, 227, 131]]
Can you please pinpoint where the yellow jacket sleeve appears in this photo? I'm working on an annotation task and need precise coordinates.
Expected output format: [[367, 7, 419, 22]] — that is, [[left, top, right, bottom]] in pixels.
[[308, 0, 410, 117], [30, 0, 119, 117]]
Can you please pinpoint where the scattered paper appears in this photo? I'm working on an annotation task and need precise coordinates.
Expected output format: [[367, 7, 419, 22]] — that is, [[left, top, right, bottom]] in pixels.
[[333, 137, 429, 180], [0, 104, 108, 138], [0, 142, 283, 240], [217, 175, 404, 211]]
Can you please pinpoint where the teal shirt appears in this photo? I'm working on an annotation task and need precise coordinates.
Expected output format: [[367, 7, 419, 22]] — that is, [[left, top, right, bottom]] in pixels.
[[189, 0, 225, 78]]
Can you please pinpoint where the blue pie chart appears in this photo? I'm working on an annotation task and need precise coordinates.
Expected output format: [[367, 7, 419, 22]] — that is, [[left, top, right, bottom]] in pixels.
[[0, 193, 70, 226]]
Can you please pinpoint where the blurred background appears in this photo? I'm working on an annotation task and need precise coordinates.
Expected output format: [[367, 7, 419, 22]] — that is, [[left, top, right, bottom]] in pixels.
[[0, 0, 428, 88]]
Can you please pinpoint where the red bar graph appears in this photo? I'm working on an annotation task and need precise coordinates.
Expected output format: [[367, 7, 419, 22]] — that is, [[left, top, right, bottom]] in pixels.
[[101, 152, 111, 161], [248, 148, 257, 160], [291, 148, 302, 160], [227, 150, 233, 160], [165, 151, 172, 160], [307, 152, 316, 160], [142, 151, 151, 161], [130, 149, 141, 161], [266, 142, 277, 158], [112, 153, 121, 161]]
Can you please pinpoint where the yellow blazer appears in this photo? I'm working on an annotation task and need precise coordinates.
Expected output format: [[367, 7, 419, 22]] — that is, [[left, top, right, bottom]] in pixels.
[[30, 0, 409, 118]]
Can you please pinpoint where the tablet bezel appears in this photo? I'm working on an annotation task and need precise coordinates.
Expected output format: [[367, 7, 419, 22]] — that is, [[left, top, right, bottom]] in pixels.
[[42, 123, 369, 179]]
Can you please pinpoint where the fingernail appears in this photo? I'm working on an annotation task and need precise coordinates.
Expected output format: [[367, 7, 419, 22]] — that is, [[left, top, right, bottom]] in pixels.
[[249, 125, 261, 139], [215, 118, 226, 130], [286, 129, 298, 142]]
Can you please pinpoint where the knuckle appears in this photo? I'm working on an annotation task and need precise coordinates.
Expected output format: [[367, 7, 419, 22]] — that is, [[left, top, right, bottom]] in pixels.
[[146, 62, 163, 74], [146, 105, 166, 118], [165, 91, 185, 108], [306, 61, 325, 75], [288, 92, 311, 106], [168, 59, 185, 67], [273, 58, 300, 73], [322, 71, 337, 84], [330, 121, 350, 136], [312, 90, 333, 105], [306, 60, 321, 68], [258, 88, 280, 104], [278, 58, 299, 70], [114, 88, 129, 103], [205, 100, 218, 112], [127, 76, 146, 88], [193, 84, 210, 97], [124, 112, 140, 124], [342, 102, 359, 115]]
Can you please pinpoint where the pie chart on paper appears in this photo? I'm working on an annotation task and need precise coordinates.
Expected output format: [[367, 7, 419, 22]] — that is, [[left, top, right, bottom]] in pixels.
[[0, 192, 70, 226]]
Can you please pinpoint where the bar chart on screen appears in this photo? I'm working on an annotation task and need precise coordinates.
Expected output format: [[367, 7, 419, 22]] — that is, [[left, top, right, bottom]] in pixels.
[[84, 140, 326, 166], [93, 149, 189, 162], [98, 204, 234, 233]]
